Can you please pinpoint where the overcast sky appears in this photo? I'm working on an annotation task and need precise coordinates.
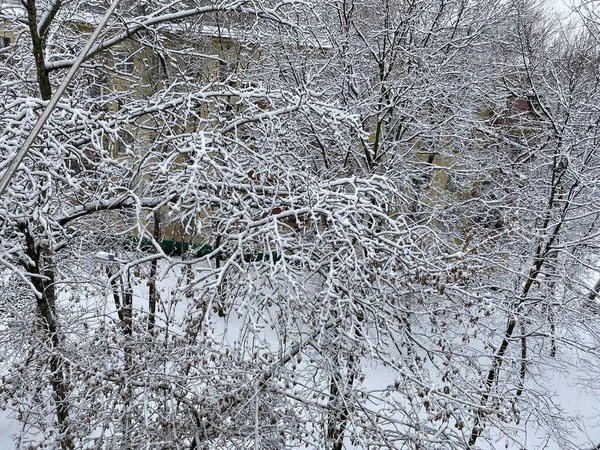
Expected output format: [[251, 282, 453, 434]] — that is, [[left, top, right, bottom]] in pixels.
[[551, 0, 578, 19]]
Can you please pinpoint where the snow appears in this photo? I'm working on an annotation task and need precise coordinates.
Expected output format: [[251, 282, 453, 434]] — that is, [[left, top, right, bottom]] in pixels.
[[0, 410, 18, 448], [2, 0, 600, 447], [0, 255, 598, 449]]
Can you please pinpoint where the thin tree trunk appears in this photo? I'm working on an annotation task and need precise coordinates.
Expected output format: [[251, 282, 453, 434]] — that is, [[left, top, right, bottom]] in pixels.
[[26, 0, 53, 101], [327, 354, 356, 450], [26, 243, 73, 450], [148, 211, 161, 332], [327, 306, 363, 450]]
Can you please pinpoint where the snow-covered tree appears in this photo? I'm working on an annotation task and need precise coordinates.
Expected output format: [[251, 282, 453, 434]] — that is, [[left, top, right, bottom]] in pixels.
[[1, 0, 600, 449]]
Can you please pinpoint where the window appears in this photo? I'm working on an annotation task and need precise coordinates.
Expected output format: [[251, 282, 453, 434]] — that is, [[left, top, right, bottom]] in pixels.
[[185, 55, 204, 82], [115, 52, 134, 74], [87, 71, 109, 106], [0, 37, 10, 49], [445, 171, 469, 193], [479, 209, 504, 231], [218, 59, 236, 83], [149, 52, 168, 81], [116, 130, 135, 155], [89, 79, 103, 99]]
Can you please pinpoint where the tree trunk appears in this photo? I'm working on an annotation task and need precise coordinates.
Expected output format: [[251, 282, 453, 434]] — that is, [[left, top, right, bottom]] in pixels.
[[26, 0, 53, 101], [26, 244, 73, 450], [148, 211, 161, 332]]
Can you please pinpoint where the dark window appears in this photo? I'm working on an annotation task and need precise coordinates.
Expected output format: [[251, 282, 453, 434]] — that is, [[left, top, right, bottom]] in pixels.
[[480, 209, 504, 230], [150, 52, 168, 81], [89, 80, 103, 99], [115, 52, 134, 74], [87, 72, 109, 103], [0, 37, 10, 49], [116, 130, 135, 154], [218, 59, 236, 83], [185, 55, 204, 81], [445, 172, 466, 193]]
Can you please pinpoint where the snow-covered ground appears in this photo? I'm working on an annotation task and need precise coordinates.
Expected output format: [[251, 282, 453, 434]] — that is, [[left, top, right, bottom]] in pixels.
[[0, 364, 596, 449], [0, 260, 599, 449], [0, 412, 18, 448]]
